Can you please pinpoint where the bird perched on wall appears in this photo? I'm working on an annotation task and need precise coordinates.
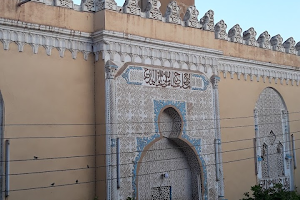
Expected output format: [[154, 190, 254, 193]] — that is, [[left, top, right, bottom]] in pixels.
[[51, 183, 55, 186]]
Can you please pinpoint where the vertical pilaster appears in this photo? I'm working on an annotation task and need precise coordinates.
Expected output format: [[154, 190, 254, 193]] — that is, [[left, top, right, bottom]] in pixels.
[[282, 110, 293, 190], [105, 63, 118, 200], [210, 75, 224, 199], [254, 109, 262, 178]]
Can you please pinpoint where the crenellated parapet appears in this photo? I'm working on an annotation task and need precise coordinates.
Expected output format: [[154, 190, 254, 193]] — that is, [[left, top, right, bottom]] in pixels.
[[81, 0, 117, 12], [228, 24, 243, 43], [257, 31, 271, 49], [270, 34, 284, 52], [183, 6, 201, 28], [164, 1, 181, 24], [145, 0, 162, 20], [243, 27, 258, 47], [283, 37, 296, 55], [123, 0, 140, 15], [214, 20, 227, 40], [200, 10, 214, 31], [8, 0, 300, 57]]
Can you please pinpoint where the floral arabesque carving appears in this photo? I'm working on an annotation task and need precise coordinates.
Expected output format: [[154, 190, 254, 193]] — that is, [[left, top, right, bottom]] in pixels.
[[123, 0, 141, 15], [214, 20, 227, 40], [55, 0, 74, 9], [228, 24, 243, 43], [183, 5, 201, 28], [283, 37, 296, 54], [243, 27, 258, 47], [145, 0, 162, 20], [270, 34, 284, 52], [81, 0, 117, 12], [257, 31, 271, 49], [164, 1, 181, 25], [200, 10, 214, 31]]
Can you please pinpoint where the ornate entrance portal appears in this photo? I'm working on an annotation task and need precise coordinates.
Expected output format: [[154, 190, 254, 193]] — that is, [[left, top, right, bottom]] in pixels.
[[137, 107, 203, 200]]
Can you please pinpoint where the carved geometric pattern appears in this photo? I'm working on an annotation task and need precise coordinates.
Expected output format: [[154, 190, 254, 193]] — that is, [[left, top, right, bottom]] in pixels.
[[268, 131, 276, 145], [262, 143, 269, 178], [139, 139, 192, 199], [270, 34, 285, 52], [214, 20, 227, 40], [164, 1, 181, 25], [151, 186, 171, 200], [200, 10, 214, 31], [255, 87, 290, 189], [55, 0, 73, 9], [283, 37, 296, 54], [123, 0, 141, 15], [115, 66, 215, 200], [257, 31, 271, 49], [81, 0, 117, 11], [260, 177, 290, 190], [183, 6, 201, 28], [81, 0, 95, 11], [277, 142, 284, 176], [228, 24, 243, 43], [159, 107, 182, 138], [243, 27, 258, 47], [145, 0, 162, 20]]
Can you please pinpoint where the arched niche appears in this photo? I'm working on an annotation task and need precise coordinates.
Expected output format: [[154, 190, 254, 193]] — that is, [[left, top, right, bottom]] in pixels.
[[136, 107, 204, 200], [254, 87, 292, 190]]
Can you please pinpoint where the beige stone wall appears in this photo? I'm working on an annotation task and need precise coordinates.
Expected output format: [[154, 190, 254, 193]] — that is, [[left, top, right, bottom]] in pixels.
[[219, 75, 300, 200], [95, 56, 107, 200], [0, 0, 94, 33], [0, 43, 96, 200], [0, 2, 299, 199]]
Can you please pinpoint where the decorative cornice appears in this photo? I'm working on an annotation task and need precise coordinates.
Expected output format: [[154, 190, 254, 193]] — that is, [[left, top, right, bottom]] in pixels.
[[93, 30, 222, 76], [0, 17, 299, 87], [0, 18, 92, 60], [19, 0, 300, 57], [219, 56, 300, 86]]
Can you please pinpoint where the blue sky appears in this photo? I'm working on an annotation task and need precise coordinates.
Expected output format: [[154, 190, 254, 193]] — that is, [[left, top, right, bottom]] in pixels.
[[73, 0, 300, 43]]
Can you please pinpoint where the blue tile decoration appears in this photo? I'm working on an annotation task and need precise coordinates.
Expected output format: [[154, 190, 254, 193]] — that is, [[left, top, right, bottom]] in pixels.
[[285, 154, 292, 159], [191, 74, 210, 91], [122, 66, 143, 85], [132, 99, 208, 200]]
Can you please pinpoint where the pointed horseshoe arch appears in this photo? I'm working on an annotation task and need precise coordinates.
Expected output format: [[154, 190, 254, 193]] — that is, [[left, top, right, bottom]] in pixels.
[[135, 106, 206, 200]]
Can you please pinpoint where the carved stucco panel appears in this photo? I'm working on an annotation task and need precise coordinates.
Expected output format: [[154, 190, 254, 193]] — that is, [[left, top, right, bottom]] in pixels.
[[114, 65, 217, 199]]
